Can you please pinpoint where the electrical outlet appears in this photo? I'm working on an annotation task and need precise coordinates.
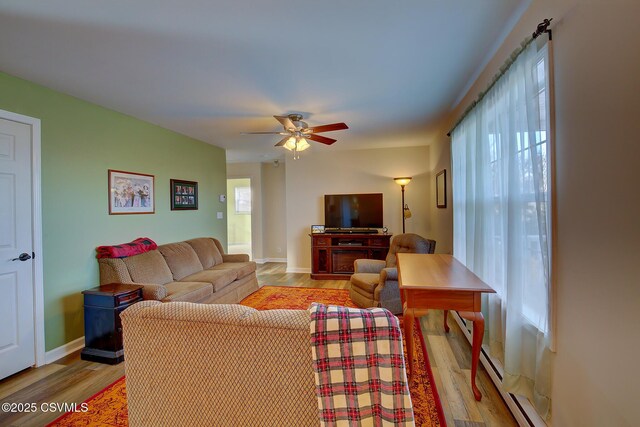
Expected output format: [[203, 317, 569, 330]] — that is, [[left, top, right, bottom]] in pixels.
[[216, 212, 223, 219]]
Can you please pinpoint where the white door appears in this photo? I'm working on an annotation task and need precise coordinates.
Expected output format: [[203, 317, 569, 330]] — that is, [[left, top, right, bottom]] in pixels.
[[0, 117, 35, 379]]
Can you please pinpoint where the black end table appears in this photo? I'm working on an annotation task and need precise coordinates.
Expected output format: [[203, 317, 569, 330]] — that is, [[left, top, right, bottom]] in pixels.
[[80, 283, 143, 364]]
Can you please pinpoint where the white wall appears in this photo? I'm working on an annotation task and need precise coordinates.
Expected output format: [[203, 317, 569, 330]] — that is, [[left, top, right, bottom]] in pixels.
[[428, 133, 453, 256], [446, 0, 640, 425], [261, 161, 287, 260], [285, 146, 432, 272]]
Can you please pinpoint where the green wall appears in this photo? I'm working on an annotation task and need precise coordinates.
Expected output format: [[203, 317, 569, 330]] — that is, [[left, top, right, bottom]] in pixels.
[[0, 71, 228, 351]]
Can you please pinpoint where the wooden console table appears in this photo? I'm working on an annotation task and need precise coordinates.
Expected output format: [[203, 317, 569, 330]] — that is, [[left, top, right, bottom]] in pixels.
[[310, 233, 391, 280], [397, 253, 495, 401]]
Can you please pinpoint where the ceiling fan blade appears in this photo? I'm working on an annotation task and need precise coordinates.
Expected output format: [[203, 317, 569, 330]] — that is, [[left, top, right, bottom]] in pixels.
[[307, 134, 337, 145], [274, 115, 296, 131], [306, 122, 349, 133], [241, 131, 289, 135], [275, 136, 291, 147]]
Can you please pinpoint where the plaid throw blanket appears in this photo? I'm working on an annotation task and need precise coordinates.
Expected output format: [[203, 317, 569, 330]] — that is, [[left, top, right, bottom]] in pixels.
[[95, 237, 157, 259], [309, 303, 415, 426]]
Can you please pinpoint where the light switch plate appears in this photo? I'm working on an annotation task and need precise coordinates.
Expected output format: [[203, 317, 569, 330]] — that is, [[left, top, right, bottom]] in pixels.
[[217, 212, 223, 219]]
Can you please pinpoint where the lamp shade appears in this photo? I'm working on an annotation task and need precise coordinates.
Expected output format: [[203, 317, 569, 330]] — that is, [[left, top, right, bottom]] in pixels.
[[297, 138, 310, 151], [404, 204, 412, 219], [283, 137, 296, 151], [394, 177, 412, 186], [283, 137, 310, 152]]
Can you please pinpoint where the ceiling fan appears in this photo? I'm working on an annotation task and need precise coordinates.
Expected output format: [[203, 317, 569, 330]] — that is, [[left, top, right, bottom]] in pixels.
[[241, 114, 348, 158]]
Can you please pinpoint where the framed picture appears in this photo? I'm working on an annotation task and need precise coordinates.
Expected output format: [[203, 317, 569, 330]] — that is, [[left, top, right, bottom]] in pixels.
[[108, 169, 155, 215], [171, 179, 198, 210], [311, 225, 325, 234], [234, 186, 251, 214], [436, 169, 447, 208]]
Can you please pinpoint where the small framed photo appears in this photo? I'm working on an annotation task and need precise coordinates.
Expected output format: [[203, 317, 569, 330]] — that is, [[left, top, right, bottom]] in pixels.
[[436, 169, 447, 208], [171, 179, 198, 210], [109, 169, 155, 215], [311, 225, 325, 234]]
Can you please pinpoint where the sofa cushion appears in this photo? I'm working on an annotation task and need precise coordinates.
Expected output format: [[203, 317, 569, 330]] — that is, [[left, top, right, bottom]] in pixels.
[[212, 261, 256, 280], [186, 238, 223, 268], [180, 269, 238, 292], [98, 258, 133, 283], [162, 282, 213, 303], [123, 251, 173, 285], [158, 242, 204, 281]]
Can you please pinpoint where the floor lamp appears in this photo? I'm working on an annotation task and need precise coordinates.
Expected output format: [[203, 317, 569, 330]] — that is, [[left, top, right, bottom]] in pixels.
[[394, 177, 412, 233]]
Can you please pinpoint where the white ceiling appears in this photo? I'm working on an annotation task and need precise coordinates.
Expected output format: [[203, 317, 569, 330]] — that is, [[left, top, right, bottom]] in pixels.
[[0, 0, 528, 162]]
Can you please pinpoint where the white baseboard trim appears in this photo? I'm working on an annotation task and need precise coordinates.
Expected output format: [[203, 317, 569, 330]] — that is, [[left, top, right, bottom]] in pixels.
[[45, 336, 85, 364], [254, 258, 287, 264], [451, 313, 547, 427], [285, 267, 311, 274], [265, 258, 287, 263]]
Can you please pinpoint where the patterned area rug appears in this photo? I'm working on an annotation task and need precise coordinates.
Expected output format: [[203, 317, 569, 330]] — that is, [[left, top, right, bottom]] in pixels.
[[47, 376, 127, 427], [48, 286, 445, 426]]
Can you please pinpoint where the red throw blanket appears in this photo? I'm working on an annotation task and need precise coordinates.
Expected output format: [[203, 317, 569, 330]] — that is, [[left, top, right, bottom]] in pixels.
[[309, 303, 415, 426], [96, 237, 157, 259]]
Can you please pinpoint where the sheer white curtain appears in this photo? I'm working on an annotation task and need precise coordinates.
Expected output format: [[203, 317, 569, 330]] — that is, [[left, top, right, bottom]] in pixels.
[[451, 41, 553, 420]]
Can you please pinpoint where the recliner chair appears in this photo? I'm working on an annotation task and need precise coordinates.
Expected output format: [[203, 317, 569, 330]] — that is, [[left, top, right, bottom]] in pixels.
[[349, 233, 436, 314]]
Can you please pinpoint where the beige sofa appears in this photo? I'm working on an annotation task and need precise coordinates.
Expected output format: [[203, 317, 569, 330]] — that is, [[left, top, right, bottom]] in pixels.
[[121, 301, 318, 426], [98, 237, 258, 304]]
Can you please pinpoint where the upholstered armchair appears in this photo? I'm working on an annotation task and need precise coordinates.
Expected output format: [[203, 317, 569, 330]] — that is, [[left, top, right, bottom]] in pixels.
[[349, 233, 436, 314]]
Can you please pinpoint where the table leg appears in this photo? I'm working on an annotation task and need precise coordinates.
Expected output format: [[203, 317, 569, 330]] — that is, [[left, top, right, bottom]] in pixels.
[[459, 311, 485, 401], [404, 307, 415, 382], [443, 310, 450, 333]]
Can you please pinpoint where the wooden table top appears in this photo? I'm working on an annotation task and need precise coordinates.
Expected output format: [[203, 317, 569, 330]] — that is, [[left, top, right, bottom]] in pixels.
[[397, 253, 495, 293], [82, 283, 144, 296]]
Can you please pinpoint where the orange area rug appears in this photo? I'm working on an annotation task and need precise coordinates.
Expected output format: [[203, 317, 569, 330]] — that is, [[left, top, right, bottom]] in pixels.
[[49, 286, 445, 427]]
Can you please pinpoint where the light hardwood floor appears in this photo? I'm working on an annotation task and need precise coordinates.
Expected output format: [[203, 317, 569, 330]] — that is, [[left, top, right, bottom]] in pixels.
[[0, 263, 517, 426]]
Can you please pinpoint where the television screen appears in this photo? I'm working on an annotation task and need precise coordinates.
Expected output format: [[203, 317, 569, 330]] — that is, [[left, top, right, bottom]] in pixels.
[[324, 193, 383, 229]]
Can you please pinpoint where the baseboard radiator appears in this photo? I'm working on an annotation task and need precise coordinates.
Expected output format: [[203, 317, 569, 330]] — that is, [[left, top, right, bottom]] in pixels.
[[451, 312, 548, 427]]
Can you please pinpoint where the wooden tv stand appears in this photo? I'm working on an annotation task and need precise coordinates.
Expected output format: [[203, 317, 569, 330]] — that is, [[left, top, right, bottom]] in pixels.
[[310, 233, 392, 280]]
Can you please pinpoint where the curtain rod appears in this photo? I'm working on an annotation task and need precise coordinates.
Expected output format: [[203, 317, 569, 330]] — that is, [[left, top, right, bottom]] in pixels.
[[447, 18, 553, 137]]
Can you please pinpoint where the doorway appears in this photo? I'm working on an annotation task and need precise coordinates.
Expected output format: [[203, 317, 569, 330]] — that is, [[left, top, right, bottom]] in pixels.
[[226, 178, 252, 259], [0, 109, 44, 379]]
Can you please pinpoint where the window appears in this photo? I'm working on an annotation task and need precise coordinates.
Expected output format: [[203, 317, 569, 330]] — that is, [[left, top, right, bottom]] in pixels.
[[451, 40, 553, 419], [234, 186, 251, 214]]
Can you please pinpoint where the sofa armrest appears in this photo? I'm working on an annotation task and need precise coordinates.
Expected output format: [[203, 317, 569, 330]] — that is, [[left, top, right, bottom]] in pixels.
[[380, 267, 398, 282], [354, 259, 386, 274], [129, 283, 167, 301], [222, 253, 250, 262]]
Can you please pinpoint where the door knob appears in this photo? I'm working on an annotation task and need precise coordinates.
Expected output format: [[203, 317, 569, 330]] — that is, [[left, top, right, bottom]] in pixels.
[[11, 253, 32, 262]]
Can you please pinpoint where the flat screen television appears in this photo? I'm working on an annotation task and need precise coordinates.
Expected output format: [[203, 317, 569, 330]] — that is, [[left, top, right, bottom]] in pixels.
[[324, 193, 383, 229]]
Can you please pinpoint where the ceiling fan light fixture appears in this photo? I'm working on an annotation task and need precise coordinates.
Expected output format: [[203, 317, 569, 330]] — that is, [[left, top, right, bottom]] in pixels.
[[283, 136, 310, 152], [243, 113, 348, 159]]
